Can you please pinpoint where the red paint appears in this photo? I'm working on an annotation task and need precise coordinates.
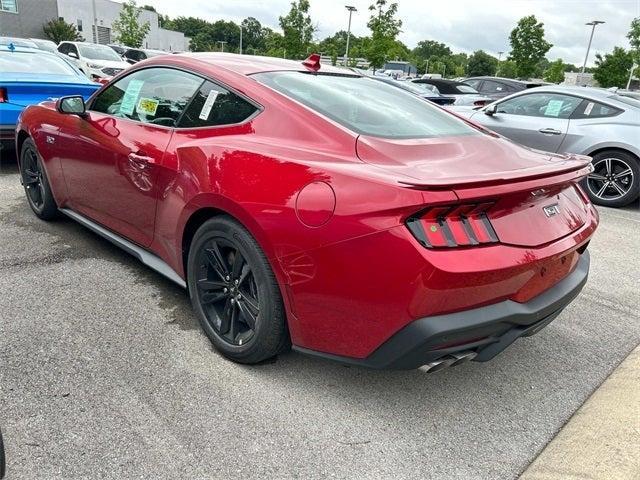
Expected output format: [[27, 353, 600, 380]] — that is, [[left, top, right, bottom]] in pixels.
[[16, 53, 598, 360]]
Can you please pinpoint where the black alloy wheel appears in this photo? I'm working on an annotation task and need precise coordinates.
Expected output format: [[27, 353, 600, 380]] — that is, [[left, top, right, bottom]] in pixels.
[[20, 138, 58, 220], [195, 238, 260, 346], [187, 217, 289, 364]]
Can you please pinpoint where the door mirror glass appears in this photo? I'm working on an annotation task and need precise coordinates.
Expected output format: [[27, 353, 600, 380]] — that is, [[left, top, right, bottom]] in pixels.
[[57, 96, 86, 115], [67, 51, 78, 59]]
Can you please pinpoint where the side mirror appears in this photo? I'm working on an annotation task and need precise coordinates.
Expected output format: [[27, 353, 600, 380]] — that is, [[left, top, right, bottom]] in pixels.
[[484, 104, 498, 116], [67, 51, 78, 59], [56, 96, 86, 116]]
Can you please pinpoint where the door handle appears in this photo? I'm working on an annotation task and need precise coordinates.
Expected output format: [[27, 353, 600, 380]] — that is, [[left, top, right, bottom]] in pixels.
[[128, 152, 156, 167], [538, 128, 562, 135]]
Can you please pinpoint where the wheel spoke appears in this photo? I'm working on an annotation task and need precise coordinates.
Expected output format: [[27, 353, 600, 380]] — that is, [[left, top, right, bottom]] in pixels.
[[197, 279, 226, 291], [237, 300, 257, 329], [596, 182, 609, 197], [228, 306, 239, 341], [614, 168, 632, 179], [200, 291, 227, 305], [205, 242, 229, 280], [587, 173, 607, 181], [611, 181, 626, 196], [231, 249, 245, 280], [219, 298, 232, 334], [241, 292, 260, 316], [605, 158, 612, 175]]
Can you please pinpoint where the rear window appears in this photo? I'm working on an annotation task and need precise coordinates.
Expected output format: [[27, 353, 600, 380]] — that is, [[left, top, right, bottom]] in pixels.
[[456, 84, 478, 94], [0, 51, 78, 75], [253, 72, 477, 139]]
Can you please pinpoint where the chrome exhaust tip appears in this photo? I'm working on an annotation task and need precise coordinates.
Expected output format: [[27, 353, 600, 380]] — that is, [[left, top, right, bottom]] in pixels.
[[419, 351, 477, 373], [450, 351, 477, 367]]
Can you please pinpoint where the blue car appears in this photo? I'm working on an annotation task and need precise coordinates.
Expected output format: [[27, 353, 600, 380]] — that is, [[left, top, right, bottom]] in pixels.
[[0, 44, 100, 148]]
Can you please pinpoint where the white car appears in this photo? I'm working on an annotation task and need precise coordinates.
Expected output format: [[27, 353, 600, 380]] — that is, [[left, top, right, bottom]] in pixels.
[[57, 41, 129, 80]]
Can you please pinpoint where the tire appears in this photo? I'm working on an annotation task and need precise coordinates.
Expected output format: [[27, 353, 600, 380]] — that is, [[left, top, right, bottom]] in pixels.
[[582, 150, 640, 208], [20, 138, 59, 220], [0, 427, 5, 479], [187, 216, 289, 364]]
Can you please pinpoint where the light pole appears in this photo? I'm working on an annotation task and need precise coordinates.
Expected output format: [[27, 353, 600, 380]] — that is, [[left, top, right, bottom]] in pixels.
[[582, 20, 605, 73], [344, 6, 357, 66], [496, 51, 504, 76], [628, 63, 638, 89], [239, 24, 243, 54], [217, 41, 227, 52]]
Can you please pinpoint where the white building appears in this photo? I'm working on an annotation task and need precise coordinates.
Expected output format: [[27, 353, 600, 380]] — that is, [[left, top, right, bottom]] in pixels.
[[0, 0, 190, 52]]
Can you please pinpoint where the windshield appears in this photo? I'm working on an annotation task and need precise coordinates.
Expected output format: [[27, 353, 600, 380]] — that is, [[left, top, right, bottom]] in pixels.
[[254, 72, 477, 139], [78, 43, 123, 61], [0, 51, 79, 75]]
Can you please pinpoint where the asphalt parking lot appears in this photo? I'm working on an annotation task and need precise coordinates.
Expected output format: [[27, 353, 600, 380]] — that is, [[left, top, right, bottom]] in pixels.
[[0, 152, 638, 480]]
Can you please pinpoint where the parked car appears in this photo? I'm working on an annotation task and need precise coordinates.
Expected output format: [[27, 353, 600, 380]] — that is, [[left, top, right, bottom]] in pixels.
[[371, 75, 455, 106], [463, 76, 546, 100], [0, 36, 39, 49], [15, 53, 597, 371], [29, 38, 58, 53], [0, 45, 100, 148], [57, 41, 130, 80], [123, 48, 168, 64], [412, 78, 491, 106], [456, 85, 640, 207]]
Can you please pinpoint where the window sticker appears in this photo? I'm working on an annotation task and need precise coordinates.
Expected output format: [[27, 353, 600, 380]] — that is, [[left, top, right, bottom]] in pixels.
[[544, 99, 564, 117], [120, 79, 144, 116], [199, 89, 219, 120], [584, 102, 595, 116], [137, 97, 159, 116]]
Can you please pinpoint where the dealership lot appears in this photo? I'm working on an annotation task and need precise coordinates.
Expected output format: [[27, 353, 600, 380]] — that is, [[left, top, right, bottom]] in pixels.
[[0, 154, 638, 479]]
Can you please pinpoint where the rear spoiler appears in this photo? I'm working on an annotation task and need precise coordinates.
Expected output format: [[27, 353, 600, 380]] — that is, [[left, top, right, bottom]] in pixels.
[[400, 157, 593, 200]]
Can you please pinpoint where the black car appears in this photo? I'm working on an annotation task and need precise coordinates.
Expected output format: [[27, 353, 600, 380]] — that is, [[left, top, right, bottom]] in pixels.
[[123, 48, 167, 64], [107, 44, 128, 56], [371, 76, 455, 106], [412, 78, 491, 106], [462, 76, 546, 100]]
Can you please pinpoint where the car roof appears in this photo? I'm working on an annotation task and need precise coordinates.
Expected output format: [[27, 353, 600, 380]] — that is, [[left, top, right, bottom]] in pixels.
[[419, 78, 466, 87], [0, 36, 39, 48], [173, 52, 351, 76], [466, 76, 535, 85], [1, 45, 52, 55]]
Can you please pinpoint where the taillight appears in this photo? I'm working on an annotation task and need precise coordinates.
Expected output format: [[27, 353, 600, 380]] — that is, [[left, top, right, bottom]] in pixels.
[[406, 203, 499, 248], [0, 87, 7, 103]]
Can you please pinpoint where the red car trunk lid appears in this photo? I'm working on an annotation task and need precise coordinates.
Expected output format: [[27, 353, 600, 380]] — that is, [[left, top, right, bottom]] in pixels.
[[356, 134, 592, 248]]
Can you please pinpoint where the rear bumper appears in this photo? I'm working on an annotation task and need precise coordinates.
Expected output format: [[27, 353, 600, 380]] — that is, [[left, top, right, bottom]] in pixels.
[[295, 250, 590, 370]]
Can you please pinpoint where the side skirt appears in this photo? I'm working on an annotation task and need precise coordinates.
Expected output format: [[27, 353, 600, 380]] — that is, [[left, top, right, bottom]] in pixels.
[[59, 208, 186, 289]]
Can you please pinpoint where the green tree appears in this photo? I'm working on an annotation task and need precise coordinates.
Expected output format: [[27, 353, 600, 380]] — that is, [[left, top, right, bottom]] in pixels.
[[366, 0, 402, 70], [628, 17, 640, 63], [412, 40, 451, 64], [112, 0, 150, 48], [509, 15, 552, 79], [164, 16, 210, 38], [279, 0, 315, 59], [544, 58, 565, 83], [496, 59, 517, 78], [42, 18, 83, 43], [241, 17, 266, 53], [593, 47, 634, 88], [466, 50, 498, 76]]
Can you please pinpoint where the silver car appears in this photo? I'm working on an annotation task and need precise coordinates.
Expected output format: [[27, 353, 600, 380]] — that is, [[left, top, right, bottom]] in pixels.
[[456, 86, 640, 207]]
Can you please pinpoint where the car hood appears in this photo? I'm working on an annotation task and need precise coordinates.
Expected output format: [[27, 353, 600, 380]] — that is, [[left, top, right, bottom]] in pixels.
[[1, 72, 94, 84], [85, 59, 129, 69], [355, 133, 592, 188]]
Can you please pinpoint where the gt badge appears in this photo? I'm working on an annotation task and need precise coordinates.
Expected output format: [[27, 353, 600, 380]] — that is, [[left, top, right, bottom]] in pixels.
[[543, 204, 560, 217]]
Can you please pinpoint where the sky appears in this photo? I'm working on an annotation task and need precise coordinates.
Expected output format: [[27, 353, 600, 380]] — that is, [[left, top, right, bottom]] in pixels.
[[137, 0, 639, 66]]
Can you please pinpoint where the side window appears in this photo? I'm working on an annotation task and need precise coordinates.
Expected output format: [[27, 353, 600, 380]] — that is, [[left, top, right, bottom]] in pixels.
[[572, 99, 622, 119], [68, 44, 79, 57], [179, 81, 259, 128], [496, 93, 583, 119], [58, 43, 69, 55], [481, 80, 507, 93], [91, 67, 203, 127]]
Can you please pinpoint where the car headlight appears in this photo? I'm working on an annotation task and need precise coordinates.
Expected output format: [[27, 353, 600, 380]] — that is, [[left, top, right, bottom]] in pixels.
[[87, 63, 103, 69]]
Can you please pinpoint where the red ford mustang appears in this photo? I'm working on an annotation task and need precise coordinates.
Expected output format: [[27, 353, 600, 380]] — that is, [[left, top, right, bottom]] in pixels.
[[15, 53, 598, 371]]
